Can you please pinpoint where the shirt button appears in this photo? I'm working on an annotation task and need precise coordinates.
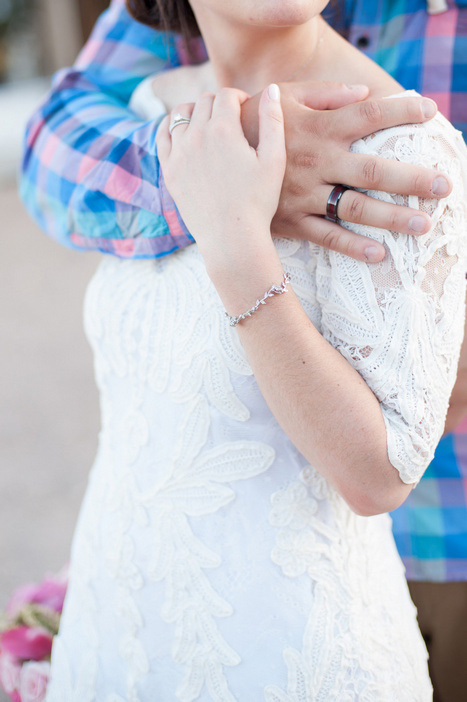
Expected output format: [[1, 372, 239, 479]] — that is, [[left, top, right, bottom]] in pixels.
[[356, 35, 370, 49]]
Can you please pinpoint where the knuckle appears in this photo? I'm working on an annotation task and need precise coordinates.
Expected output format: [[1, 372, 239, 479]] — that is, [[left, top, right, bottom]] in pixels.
[[361, 158, 383, 188], [388, 208, 402, 232], [412, 171, 431, 195], [321, 227, 341, 252], [346, 194, 365, 222], [269, 111, 284, 126], [342, 238, 360, 259], [293, 151, 320, 170], [361, 100, 383, 126]]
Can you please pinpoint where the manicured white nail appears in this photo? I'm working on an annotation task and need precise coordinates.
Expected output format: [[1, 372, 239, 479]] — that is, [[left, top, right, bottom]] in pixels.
[[268, 83, 281, 102]]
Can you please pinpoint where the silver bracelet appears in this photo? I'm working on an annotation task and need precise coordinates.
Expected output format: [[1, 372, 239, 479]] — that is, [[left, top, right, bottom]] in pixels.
[[225, 272, 291, 327]]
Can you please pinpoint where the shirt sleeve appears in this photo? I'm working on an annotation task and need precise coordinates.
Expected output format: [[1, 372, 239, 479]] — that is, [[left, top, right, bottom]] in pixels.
[[19, 0, 196, 258], [315, 117, 467, 485]]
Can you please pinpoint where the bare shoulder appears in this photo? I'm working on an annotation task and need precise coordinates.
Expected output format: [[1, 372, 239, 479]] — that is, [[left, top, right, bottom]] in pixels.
[[151, 63, 216, 111]]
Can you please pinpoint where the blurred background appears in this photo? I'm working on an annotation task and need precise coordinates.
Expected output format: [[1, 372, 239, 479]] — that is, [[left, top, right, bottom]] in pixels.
[[0, 3, 110, 691]]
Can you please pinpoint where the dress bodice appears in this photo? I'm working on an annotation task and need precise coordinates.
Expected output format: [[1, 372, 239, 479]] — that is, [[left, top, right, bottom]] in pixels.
[[89, 84, 467, 486], [46, 84, 467, 702]]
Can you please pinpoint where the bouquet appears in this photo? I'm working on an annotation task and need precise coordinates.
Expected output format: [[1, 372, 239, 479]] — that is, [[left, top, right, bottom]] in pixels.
[[0, 567, 68, 702]]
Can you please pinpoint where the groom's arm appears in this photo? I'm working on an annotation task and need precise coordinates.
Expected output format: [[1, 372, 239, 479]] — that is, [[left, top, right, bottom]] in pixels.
[[19, 0, 199, 258], [19, 0, 449, 261]]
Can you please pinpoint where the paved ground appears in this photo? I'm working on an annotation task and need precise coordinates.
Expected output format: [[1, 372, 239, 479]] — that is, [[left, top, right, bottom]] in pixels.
[[0, 183, 100, 699]]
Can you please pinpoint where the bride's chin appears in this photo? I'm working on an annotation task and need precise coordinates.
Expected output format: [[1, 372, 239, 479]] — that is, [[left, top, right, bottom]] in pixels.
[[249, 1, 327, 27]]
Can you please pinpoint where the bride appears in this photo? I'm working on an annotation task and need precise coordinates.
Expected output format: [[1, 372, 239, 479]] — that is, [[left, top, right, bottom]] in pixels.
[[45, 1, 467, 701]]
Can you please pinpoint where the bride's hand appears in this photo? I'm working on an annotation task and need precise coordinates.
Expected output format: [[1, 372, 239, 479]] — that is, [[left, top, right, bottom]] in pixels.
[[156, 85, 286, 278]]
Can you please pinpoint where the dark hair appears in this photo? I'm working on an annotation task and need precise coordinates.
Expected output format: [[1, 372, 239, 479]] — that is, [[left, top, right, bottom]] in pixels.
[[126, 0, 201, 39]]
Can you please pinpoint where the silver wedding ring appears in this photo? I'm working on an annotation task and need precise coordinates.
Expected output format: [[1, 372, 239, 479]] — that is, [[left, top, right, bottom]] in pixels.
[[169, 113, 191, 136]]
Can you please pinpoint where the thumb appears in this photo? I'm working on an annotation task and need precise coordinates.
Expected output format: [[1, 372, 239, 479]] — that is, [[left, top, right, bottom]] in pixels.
[[256, 84, 286, 167], [292, 80, 369, 110]]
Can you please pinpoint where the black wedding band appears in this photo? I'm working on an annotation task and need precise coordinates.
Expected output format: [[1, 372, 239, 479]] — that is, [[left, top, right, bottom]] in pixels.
[[326, 185, 350, 223]]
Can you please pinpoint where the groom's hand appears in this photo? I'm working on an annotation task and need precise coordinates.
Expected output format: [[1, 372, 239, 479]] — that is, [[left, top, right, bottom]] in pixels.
[[241, 81, 452, 262]]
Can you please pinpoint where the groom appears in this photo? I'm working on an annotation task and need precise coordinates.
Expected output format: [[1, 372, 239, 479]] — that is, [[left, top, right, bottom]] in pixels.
[[20, 1, 467, 699]]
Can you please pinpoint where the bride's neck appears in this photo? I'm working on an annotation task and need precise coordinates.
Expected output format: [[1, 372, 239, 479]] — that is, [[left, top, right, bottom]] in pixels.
[[193, 10, 325, 95]]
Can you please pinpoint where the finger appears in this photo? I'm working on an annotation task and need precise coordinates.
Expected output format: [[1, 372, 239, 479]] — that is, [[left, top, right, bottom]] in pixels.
[[318, 187, 432, 236], [211, 87, 250, 123], [330, 152, 452, 199], [156, 115, 172, 161], [335, 96, 438, 143], [190, 92, 215, 126], [291, 80, 369, 110], [256, 84, 286, 166], [169, 103, 194, 142], [283, 214, 386, 263]]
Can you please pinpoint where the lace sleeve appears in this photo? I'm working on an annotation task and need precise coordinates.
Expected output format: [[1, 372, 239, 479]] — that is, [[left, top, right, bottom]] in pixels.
[[316, 114, 467, 485]]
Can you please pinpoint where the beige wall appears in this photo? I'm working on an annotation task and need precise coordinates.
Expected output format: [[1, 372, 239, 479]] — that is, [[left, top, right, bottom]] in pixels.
[[0, 185, 100, 640]]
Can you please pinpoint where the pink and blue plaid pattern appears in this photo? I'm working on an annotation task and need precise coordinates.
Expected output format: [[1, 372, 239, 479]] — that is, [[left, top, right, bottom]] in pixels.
[[333, 2, 467, 581], [335, 0, 467, 136], [20, 0, 467, 259], [20, 0, 200, 259], [391, 419, 467, 581], [19, 0, 467, 581]]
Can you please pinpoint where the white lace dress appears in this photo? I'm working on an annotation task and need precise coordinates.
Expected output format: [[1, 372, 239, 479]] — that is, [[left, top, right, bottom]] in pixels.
[[45, 86, 467, 702]]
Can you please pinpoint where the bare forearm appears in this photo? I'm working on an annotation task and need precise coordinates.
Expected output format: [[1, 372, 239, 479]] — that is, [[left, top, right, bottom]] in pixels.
[[158, 83, 462, 517], [209, 244, 412, 516]]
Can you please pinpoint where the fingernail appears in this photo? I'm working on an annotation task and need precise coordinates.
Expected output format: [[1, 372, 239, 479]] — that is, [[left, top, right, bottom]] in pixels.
[[364, 246, 381, 263], [432, 176, 449, 197], [268, 83, 280, 102], [422, 99, 437, 119], [349, 84, 367, 91], [408, 215, 429, 233]]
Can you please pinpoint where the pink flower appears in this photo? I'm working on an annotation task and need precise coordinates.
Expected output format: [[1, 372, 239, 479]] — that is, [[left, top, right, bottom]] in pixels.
[[0, 649, 21, 695], [7, 570, 68, 618], [19, 660, 50, 702], [0, 627, 53, 662]]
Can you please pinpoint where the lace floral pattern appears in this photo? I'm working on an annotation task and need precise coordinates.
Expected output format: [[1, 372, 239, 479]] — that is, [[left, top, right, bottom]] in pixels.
[[46, 92, 467, 701], [266, 467, 432, 701]]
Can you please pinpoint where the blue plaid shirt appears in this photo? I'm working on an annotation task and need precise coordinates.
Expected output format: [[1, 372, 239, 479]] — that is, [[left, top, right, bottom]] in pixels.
[[332, 0, 467, 582], [20, 0, 467, 581]]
